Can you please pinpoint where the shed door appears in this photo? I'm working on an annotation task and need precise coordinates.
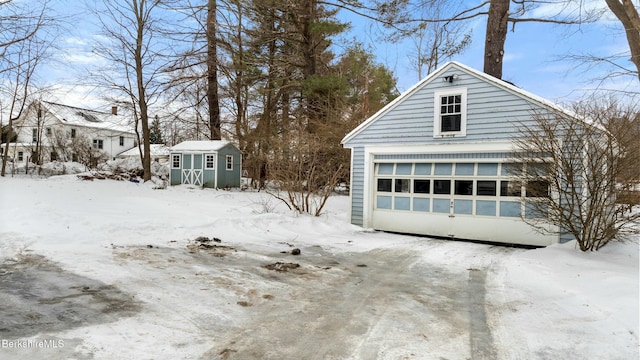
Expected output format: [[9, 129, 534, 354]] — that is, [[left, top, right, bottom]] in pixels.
[[181, 154, 203, 186]]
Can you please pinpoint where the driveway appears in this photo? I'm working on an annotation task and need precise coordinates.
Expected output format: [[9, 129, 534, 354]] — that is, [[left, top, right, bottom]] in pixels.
[[0, 240, 516, 359]]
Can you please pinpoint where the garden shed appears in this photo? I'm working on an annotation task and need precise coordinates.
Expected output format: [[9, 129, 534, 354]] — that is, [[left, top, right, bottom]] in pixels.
[[341, 61, 582, 247], [169, 140, 242, 189]]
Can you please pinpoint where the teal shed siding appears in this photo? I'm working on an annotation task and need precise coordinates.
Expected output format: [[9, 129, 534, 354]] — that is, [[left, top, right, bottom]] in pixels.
[[216, 145, 241, 188], [169, 141, 242, 188]]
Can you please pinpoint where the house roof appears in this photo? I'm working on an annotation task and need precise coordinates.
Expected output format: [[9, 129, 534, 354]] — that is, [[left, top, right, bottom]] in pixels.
[[117, 144, 170, 157], [341, 61, 583, 144], [41, 101, 134, 134], [170, 140, 236, 152]]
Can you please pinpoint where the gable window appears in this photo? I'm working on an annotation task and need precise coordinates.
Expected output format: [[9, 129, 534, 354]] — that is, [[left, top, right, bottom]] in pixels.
[[119, 136, 124, 146], [226, 155, 233, 171], [92, 139, 103, 149], [32, 128, 37, 142], [172, 154, 181, 168], [433, 88, 467, 137], [205, 154, 215, 169], [46, 128, 52, 136]]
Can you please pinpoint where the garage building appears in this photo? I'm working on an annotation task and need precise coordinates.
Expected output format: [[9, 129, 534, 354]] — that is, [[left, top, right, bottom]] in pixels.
[[341, 62, 574, 246]]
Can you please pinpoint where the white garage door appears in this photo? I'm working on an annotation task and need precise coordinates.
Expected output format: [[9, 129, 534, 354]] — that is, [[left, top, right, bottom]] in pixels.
[[371, 161, 557, 246]]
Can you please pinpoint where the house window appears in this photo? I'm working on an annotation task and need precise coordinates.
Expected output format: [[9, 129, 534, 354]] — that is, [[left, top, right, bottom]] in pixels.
[[172, 154, 181, 168], [71, 128, 76, 138], [92, 139, 103, 149], [205, 154, 215, 169], [119, 136, 124, 146], [32, 128, 37, 142], [226, 155, 233, 171], [51, 151, 57, 161], [72, 153, 78, 162], [46, 128, 52, 136], [433, 88, 467, 137], [18, 152, 23, 161]]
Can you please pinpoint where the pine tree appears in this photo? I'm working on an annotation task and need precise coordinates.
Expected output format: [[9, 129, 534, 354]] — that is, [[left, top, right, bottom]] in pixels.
[[149, 115, 164, 144]]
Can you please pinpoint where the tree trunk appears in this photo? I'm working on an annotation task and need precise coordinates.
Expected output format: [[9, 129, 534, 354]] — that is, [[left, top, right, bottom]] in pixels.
[[483, 0, 510, 79], [135, 1, 151, 182], [207, 0, 221, 140], [604, 0, 640, 81]]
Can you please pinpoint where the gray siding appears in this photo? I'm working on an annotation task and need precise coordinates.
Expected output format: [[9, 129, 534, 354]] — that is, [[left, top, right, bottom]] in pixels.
[[350, 147, 365, 226], [343, 64, 555, 228], [343, 67, 552, 148]]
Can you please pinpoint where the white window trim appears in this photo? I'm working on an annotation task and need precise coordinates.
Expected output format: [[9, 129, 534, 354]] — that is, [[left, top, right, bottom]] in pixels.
[[433, 87, 467, 138], [226, 155, 233, 171], [171, 154, 181, 169], [205, 154, 215, 169]]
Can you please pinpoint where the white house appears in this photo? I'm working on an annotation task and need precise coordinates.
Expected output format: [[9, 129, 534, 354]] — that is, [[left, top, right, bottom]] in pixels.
[[2, 101, 136, 165], [341, 61, 586, 247], [116, 144, 170, 164]]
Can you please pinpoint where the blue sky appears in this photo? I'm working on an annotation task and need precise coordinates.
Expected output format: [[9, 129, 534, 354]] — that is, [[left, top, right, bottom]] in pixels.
[[41, 0, 638, 110], [337, 1, 638, 105]]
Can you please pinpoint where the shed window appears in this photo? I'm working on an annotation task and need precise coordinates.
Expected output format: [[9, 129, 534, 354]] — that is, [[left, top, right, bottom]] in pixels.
[[172, 154, 181, 168], [226, 155, 233, 171], [119, 136, 124, 146], [434, 88, 467, 137], [18, 152, 23, 161], [205, 154, 215, 169]]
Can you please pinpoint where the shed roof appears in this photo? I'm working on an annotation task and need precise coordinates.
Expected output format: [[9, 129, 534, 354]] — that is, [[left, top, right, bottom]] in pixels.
[[170, 140, 236, 152]]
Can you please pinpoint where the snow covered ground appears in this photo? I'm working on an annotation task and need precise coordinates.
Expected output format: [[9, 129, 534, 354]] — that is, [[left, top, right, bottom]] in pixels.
[[0, 175, 638, 359]]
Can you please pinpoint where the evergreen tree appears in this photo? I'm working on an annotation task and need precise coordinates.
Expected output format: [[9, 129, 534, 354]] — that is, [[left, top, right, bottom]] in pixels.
[[149, 115, 164, 144]]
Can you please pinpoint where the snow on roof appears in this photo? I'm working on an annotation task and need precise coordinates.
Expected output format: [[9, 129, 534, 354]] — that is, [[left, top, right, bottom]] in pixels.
[[170, 140, 235, 152], [117, 144, 170, 157], [42, 101, 134, 134]]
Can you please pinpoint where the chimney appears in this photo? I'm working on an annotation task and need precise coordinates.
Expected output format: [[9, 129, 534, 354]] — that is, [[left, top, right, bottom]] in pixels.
[[111, 106, 118, 115]]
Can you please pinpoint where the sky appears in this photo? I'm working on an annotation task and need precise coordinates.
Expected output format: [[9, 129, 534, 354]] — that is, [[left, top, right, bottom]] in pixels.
[[34, 0, 640, 113]]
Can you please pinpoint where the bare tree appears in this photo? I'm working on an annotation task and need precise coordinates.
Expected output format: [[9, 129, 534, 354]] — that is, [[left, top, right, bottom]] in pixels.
[[604, 0, 640, 81], [0, 1, 54, 176], [513, 100, 639, 251], [91, 0, 169, 181]]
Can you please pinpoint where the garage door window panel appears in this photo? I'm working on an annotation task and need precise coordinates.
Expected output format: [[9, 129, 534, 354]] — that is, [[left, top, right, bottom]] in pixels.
[[377, 179, 392, 192], [394, 197, 410, 211], [454, 199, 473, 214], [414, 163, 432, 175], [377, 196, 392, 209], [454, 180, 473, 195], [433, 199, 450, 213], [413, 179, 430, 194], [394, 179, 410, 193], [477, 181, 497, 196], [413, 198, 430, 212], [476, 200, 497, 216], [434, 180, 451, 194], [455, 163, 474, 176], [395, 163, 412, 175], [378, 163, 394, 175]]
